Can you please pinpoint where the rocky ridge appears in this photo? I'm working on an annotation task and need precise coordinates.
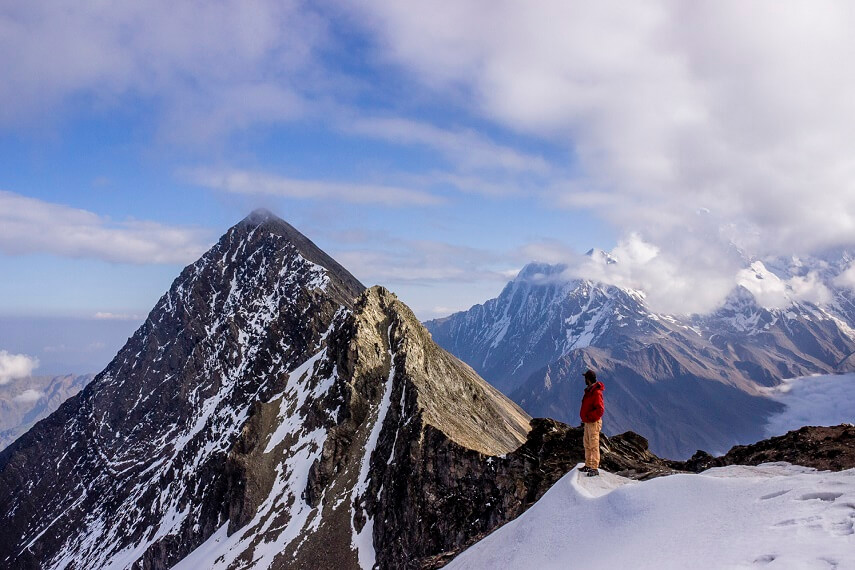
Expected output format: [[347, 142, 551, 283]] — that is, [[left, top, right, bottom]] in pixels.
[[672, 424, 855, 473]]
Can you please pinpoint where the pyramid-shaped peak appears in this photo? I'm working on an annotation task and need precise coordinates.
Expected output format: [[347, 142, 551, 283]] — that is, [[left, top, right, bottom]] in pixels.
[[238, 207, 297, 234], [225, 210, 364, 298], [244, 207, 278, 223]]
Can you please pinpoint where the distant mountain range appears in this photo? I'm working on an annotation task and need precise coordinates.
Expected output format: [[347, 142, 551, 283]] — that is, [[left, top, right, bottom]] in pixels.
[[0, 374, 93, 450], [426, 253, 855, 458]]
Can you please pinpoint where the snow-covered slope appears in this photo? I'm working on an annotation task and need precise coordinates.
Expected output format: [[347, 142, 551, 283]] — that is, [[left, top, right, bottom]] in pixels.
[[426, 262, 656, 394], [449, 463, 855, 569]]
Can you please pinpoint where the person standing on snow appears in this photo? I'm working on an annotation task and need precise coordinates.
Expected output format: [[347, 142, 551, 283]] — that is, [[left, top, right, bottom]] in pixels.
[[579, 369, 605, 477]]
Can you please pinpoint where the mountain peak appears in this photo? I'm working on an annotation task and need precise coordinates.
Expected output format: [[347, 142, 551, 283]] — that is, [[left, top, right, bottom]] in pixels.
[[585, 248, 618, 265], [244, 207, 277, 223], [227, 210, 365, 299], [516, 261, 568, 283]]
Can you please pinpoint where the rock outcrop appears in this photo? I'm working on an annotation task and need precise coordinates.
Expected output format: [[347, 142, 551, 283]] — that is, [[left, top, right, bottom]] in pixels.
[[671, 424, 855, 473]]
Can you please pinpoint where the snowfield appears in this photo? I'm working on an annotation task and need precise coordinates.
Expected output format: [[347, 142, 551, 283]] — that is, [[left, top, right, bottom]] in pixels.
[[448, 464, 855, 570]]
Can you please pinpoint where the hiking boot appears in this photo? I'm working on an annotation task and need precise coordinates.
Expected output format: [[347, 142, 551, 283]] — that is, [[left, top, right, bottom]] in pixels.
[[586, 468, 600, 477], [579, 466, 591, 473]]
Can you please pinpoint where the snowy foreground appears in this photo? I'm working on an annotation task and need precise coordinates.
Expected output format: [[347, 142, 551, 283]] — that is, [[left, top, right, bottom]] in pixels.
[[448, 464, 855, 570]]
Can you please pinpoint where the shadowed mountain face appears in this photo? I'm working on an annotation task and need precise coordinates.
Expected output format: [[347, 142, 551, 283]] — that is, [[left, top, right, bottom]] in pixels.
[[1, 212, 677, 570], [426, 261, 855, 459], [0, 211, 365, 569]]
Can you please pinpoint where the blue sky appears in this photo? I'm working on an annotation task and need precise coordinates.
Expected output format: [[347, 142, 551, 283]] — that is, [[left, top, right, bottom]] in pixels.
[[2, 1, 855, 376]]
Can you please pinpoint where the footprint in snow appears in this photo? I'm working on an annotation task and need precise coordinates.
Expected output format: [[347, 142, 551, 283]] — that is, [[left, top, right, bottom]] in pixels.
[[798, 492, 843, 502], [759, 489, 790, 500]]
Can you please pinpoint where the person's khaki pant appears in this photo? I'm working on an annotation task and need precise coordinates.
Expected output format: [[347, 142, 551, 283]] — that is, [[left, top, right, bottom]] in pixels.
[[584, 419, 602, 469]]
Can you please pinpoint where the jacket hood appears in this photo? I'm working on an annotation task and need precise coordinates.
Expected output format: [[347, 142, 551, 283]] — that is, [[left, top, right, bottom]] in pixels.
[[585, 381, 604, 392]]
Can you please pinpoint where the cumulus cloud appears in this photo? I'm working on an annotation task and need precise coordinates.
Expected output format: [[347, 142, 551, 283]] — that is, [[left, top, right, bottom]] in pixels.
[[0, 191, 210, 264], [346, 117, 551, 176], [352, 0, 855, 310], [737, 262, 833, 309], [0, 350, 39, 385], [12, 389, 44, 404], [833, 263, 855, 291], [564, 233, 737, 315], [187, 168, 443, 207], [764, 373, 855, 437], [0, 1, 323, 135]]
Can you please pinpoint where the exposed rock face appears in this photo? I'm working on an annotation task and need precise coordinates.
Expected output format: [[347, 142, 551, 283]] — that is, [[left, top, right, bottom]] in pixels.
[[398, 419, 676, 570], [672, 424, 855, 473], [0, 373, 93, 451], [0, 211, 676, 570], [427, 261, 855, 459], [203, 285, 534, 570], [0, 210, 365, 570]]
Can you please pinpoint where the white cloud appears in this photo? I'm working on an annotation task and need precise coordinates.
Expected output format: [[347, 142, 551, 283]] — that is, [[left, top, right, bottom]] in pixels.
[[764, 373, 855, 438], [833, 262, 855, 291], [93, 312, 143, 321], [352, 0, 855, 310], [737, 262, 833, 309], [0, 350, 39, 385], [187, 168, 443, 206], [12, 389, 44, 404], [567, 233, 738, 315], [0, 191, 210, 264], [0, 1, 323, 135], [346, 117, 551, 175]]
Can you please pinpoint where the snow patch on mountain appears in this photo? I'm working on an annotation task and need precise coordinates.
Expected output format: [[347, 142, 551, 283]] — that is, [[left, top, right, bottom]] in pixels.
[[172, 328, 341, 570], [351, 324, 397, 570], [449, 464, 855, 569]]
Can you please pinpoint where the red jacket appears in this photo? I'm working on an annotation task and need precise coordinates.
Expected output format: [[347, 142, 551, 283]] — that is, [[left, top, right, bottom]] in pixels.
[[580, 381, 604, 423]]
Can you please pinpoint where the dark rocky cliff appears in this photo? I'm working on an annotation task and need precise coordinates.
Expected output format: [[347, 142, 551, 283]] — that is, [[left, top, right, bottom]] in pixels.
[[671, 424, 855, 473]]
